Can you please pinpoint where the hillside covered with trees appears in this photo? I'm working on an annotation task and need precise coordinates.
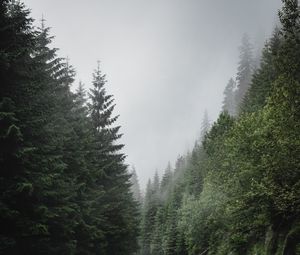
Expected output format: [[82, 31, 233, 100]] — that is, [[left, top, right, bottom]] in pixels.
[[0, 0, 300, 255], [139, 1, 300, 254]]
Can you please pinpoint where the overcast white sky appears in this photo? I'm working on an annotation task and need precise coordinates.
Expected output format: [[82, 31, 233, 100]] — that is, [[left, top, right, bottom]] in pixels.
[[24, 0, 281, 189]]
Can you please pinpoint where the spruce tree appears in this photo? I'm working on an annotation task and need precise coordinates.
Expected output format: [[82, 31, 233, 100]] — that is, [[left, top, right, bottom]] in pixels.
[[0, 3, 78, 253], [242, 27, 282, 113], [222, 78, 236, 116], [160, 163, 173, 195], [150, 209, 164, 255], [141, 180, 154, 255], [200, 110, 210, 141], [130, 166, 142, 204], [88, 62, 139, 254], [235, 34, 254, 112]]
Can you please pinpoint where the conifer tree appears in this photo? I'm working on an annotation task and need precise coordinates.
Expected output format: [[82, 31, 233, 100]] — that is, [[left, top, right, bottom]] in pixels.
[[163, 206, 177, 255], [242, 27, 282, 113], [152, 171, 160, 193], [150, 208, 164, 255], [160, 163, 173, 195], [235, 34, 254, 111], [200, 110, 210, 142], [130, 166, 142, 204], [0, 3, 78, 253], [141, 180, 154, 255], [222, 78, 236, 116], [88, 62, 139, 254]]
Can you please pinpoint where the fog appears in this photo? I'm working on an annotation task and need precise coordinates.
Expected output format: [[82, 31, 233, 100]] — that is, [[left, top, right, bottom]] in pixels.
[[24, 0, 281, 189]]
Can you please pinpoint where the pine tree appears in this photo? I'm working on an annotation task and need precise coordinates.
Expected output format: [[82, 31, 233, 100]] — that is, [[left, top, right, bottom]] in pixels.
[[130, 166, 142, 204], [242, 27, 282, 113], [153, 171, 160, 193], [160, 162, 173, 195], [235, 34, 254, 112], [0, 2, 141, 254], [140, 172, 162, 255], [163, 206, 177, 255], [31, 20, 79, 254], [150, 208, 164, 255], [222, 78, 236, 116], [200, 110, 210, 142], [0, 4, 78, 253], [141, 180, 154, 255], [88, 62, 139, 254]]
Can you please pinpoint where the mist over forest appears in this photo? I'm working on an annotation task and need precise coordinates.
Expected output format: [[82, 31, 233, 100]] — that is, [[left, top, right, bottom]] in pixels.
[[24, 0, 282, 189], [0, 0, 300, 255]]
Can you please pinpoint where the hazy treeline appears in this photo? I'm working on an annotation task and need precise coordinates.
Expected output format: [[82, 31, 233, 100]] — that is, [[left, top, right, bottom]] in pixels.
[[0, 1, 139, 254], [139, 1, 300, 254]]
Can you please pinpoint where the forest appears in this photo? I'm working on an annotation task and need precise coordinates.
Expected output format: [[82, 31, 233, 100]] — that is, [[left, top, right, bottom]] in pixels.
[[0, 0, 299, 254]]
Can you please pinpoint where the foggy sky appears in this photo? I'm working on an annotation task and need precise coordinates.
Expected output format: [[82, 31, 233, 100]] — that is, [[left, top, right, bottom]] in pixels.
[[24, 0, 281, 189]]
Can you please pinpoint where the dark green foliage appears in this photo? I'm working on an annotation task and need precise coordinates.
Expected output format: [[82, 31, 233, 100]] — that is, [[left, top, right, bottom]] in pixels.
[[0, 1, 139, 254], [88, 64, 139, 254]]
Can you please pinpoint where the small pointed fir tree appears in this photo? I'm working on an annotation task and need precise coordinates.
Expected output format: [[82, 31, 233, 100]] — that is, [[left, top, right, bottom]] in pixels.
[[222, 78, 237, 116], [160, 162, 173, 197], [130, 166, 142, 203], [235, 34, 254, 112]]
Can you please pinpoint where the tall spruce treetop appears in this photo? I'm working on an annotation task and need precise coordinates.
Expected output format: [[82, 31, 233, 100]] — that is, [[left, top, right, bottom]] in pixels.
[[34, 17, 58, 75], [90, 62, 115, 129], [89, 62, 123, 157], [88, 62, 124, 163], [88, 62, 139, 254], [235, 34, 254, 112], [74, 81, 87, 108]]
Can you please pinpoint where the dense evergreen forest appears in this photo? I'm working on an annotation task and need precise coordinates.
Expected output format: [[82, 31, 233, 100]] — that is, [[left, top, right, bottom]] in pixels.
[[0, 0, 299, 255], [0, 1, 139, 254], [139, 1, 300, 255]]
